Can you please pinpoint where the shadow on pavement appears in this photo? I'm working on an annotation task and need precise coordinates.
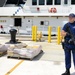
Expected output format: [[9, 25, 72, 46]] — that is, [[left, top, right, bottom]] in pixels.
[[71, 72, 75, 75], [33, 50, 44, 61]]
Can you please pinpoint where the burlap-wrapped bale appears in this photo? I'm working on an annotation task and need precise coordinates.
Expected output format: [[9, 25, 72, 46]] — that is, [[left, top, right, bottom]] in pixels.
[[0, 44, 10, 52]]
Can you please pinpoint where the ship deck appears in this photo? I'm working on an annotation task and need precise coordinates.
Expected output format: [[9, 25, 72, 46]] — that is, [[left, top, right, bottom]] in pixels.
[[0, 36, 75, 75]]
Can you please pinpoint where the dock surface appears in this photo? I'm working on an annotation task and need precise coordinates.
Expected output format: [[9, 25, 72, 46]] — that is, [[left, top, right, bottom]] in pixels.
[[0, 36, 75, 75]]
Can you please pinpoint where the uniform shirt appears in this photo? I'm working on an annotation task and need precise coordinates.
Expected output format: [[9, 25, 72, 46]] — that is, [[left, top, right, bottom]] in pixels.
[[62, 22, 75, 49]]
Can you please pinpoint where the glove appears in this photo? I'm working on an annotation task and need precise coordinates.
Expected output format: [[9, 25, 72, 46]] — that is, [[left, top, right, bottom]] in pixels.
[[73, 41, 75, 45], [66, 33, 70, 36], [68, 39, 73, 43], [68, 39, 75, 45]]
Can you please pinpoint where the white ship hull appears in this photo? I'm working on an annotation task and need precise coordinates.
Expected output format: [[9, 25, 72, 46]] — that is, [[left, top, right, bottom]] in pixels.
[[0, 0, 75, 35]]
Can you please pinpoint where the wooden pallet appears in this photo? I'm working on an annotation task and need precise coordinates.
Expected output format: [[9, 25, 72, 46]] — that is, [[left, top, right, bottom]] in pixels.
[[7, 50, 43, 60], [7, 56, 33, 60], [0, 51, 7, 57]]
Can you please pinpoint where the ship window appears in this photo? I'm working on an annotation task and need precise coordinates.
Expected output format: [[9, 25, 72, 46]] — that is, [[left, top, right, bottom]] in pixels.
[[71, 0, 75, 4], [54, 0, 61, 5], [47, 0, 52, 5], [32, 0, 37, 5], [39, 0, 45, 5], [14, 18, 22, 27], [40, 21, 44, 25], [64, 0, 68, 4]]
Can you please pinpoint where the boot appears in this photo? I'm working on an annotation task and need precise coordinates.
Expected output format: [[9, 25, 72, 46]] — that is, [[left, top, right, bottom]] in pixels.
[[62, 69, 70, 75]]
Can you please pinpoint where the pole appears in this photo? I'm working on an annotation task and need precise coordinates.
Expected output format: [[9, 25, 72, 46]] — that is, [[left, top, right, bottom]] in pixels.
[[48, 26, 51, 43], [57, 26, 61, 44]]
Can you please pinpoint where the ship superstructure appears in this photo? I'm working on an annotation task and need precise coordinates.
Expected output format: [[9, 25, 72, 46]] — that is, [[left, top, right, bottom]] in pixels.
[[0, 0, 75, 35]]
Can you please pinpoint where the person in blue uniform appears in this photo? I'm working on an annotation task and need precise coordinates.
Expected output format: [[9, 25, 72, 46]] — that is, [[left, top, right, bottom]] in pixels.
[[61, 13, 75, 75]]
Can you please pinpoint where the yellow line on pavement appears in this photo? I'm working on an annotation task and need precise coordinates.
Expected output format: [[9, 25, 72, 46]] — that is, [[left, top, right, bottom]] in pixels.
[[5, 60, 24, 75]]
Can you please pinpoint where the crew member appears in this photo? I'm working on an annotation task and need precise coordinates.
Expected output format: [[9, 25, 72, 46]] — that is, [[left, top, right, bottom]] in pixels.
[[61, 13, 75, 75]]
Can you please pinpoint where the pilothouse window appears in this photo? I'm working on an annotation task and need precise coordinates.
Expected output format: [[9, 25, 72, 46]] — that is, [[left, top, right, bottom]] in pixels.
[[64, 0, 68, 4], [39, 0, 45, 5], [32, 0, 37, 5], [71, 0, 75, 4], [54, 0, 61, 5], [47, 0, 52, 5]]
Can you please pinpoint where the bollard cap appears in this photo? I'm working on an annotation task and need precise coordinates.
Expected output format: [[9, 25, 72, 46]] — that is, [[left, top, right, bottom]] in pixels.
[[9, 29, 17, 32]]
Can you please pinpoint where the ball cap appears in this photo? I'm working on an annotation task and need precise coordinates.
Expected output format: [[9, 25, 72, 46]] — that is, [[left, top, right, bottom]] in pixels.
[[69, 13, 75, 18]]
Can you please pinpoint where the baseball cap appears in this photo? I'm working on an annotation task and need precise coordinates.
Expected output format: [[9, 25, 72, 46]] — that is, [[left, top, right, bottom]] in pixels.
[[69, 13, 75, 18]]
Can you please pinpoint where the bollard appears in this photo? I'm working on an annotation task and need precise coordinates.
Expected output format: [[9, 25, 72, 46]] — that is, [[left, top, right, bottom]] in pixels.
[[32, 26, 34, 41], [6, 29, 21, 44], [48, 26, 51, 43], [34, 26, 37, 42], [32, 26, 37, 42], [57, 26, 61, 44]]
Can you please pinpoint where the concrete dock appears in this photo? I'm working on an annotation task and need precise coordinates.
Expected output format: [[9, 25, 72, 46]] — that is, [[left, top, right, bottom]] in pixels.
[[0, 36, 75, 75]]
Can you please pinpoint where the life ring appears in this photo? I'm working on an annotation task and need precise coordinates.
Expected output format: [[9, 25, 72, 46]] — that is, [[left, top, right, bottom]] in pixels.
[[49, 8, 57, 13], [53, 8, 57, 13], [49, 8, 53, 13]]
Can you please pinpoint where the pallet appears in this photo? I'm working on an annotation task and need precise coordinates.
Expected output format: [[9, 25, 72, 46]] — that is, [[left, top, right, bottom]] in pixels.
[[7, 50, 43, 60], [7, 56, 33, 60], [0, 51, 7, 57]]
